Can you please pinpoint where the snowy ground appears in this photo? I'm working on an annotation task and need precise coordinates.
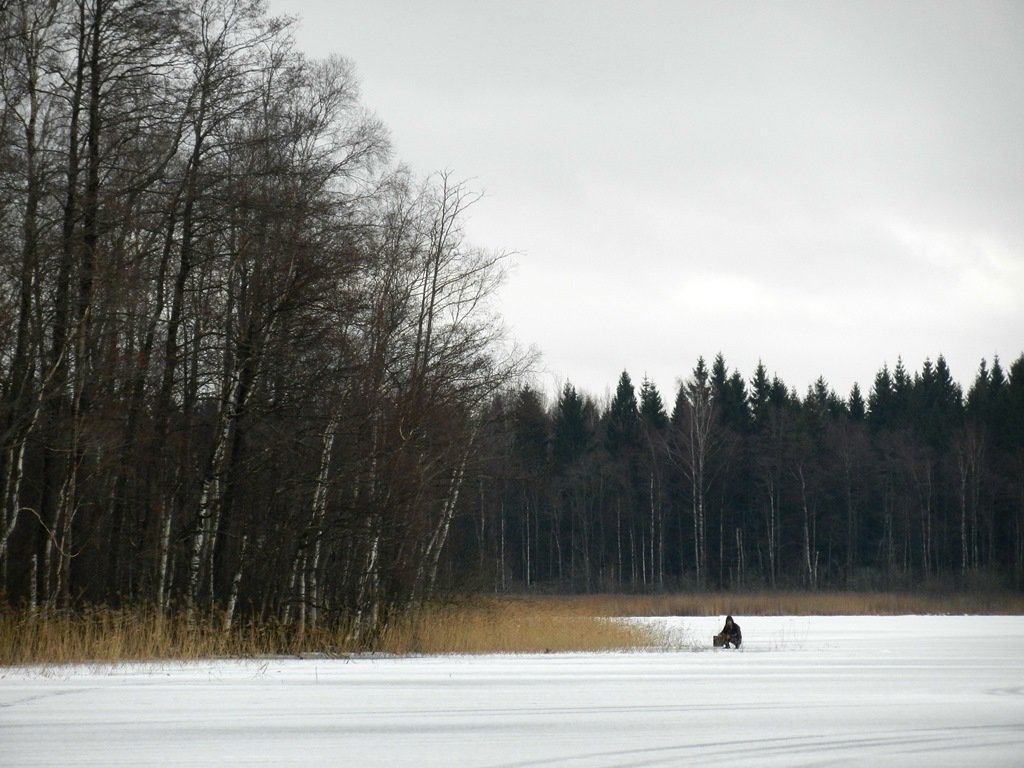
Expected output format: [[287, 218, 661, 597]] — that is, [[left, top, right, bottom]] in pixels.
[[2, 615, 1023, 766]]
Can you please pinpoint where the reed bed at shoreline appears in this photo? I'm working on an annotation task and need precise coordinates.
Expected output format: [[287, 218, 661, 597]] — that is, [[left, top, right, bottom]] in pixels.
[[0, 608, 295, 667], [379, 600, 658, 655], [544, 589, 1024, 618], [3, 590, 1020, 666], [0, 601, 659, 666]]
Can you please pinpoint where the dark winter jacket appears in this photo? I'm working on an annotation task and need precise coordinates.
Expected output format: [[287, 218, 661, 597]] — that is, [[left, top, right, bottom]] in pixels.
[[720, 616, 742, 647]]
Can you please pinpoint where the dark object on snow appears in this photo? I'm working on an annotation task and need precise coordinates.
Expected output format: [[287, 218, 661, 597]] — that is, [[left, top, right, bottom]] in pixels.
[[714, 615, 742, 648]]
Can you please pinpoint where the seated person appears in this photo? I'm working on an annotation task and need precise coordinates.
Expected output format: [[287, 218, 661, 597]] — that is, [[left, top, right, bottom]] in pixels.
[[714, 615, 742, 648]]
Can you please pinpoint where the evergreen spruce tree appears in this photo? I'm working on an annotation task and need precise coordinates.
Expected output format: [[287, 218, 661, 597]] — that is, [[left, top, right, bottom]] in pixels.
[[711, 353, 750, 431], [809, 376, 844, 420], [726, 370, 751, 432], [990, 356, 1007, 394], [606, 370, 640, 453], [936, 355, 964, 421], [913, 356, 936, 429], [639, 376, 668, 430], [867, 363, 894, 429], [966, 358, 991, 417], [513, 387, 549, 473], [892, 357, 913, 428], [690, 357, 714, 416], [671, 379, 687, 427], [803, 379, 828, 435], [769, 375, 791, 410], [848, 383, 866, 422], [912, 355, 962, 449], [966, 357, 1008, 446], [1006, 355, 1024, 452], [553, 382, 590, 468], [711, 354, 729, 404], [987, 356, 1011, 449], [750, 360, 771, 430]]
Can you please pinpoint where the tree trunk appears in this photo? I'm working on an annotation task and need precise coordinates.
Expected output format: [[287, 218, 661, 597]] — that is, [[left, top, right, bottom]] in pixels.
[[798, 464, 817, 589], [306, 415, 339, 626]]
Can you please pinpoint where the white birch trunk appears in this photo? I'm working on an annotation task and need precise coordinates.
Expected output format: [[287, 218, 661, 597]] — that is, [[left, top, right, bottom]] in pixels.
[[53, 453, 79, 606], [416, 442, 472, 603], [306, 415, 338, 627], [223, 534, 247, 632], [284, 552, 300, 625], [350, 529, 381, 644], [766, 477, 778, 588], [187, 374, 241, 620], [798, 465, 817, 589], [157, 503, 172, 615], [0, 441, 27, 564]]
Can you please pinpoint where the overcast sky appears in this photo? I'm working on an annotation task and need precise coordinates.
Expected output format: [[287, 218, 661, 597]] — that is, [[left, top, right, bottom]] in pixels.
[[270, 0, 1024, 403]]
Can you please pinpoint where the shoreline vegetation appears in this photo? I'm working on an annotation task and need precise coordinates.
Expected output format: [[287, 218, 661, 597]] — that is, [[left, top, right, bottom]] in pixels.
[[3, 590, 1022, 667]]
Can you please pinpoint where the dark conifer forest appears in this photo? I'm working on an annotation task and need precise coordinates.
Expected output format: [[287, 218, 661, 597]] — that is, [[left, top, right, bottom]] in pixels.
[[467, 354, 1024, 599], [1, 1, 1021, 640]]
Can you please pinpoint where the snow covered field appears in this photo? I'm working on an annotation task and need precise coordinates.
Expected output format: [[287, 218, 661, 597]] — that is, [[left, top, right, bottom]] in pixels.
[[2, 615, 1023, 766]]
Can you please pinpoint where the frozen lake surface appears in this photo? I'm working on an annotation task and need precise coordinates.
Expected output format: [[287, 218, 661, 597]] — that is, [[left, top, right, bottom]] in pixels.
[[2, 615, 1023, 766]]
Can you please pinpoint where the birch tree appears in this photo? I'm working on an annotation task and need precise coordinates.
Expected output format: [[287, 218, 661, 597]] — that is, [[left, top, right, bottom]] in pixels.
[[672, 358, 715, 585]]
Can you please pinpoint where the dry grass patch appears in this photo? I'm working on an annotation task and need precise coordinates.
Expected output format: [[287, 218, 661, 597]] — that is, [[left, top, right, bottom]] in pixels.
[[377, 599, 660, 655], [1, 608, 263, 666], [0, 600, 663, 666], [539, 590, 1024, 618], [0, 608, 373, 667]]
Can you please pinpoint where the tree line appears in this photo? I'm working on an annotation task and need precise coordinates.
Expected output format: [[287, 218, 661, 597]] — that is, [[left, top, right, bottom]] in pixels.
[[450, 353, 1024, 595], [2, 1, 1020, 644], [0, 0, 525, 641]]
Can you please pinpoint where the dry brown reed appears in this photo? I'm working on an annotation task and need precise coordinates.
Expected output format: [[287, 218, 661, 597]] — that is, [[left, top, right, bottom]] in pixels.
[[1, 608, 251, 666], [536, 590, 1024, 618], [377, 599, 658, 655], [0, 600, 659, 666]]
